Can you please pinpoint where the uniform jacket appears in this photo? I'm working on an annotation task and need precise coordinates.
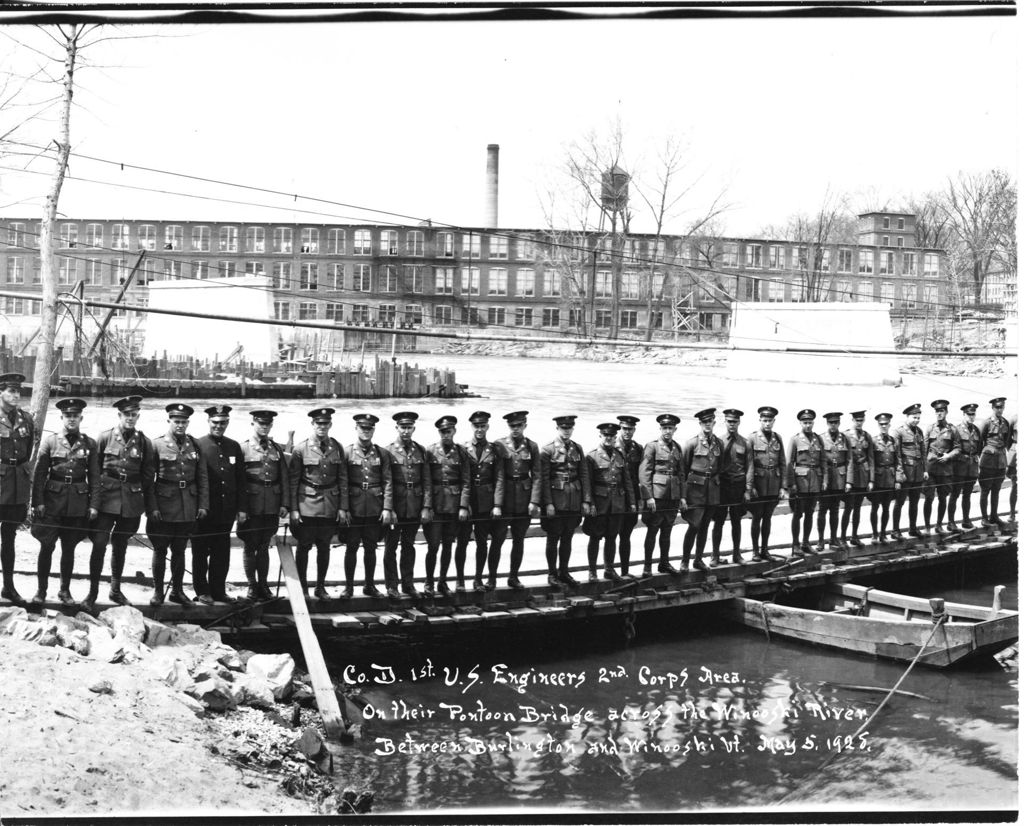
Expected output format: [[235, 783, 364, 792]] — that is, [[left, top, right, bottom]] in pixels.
[[894, 423, 926, 485], [146, 433, 210, 522], [953, 421, 982, 479], [587, 445, 635, 516], [240, 437, 291, 515], [0, 406, 34, 506], [820, 430, 852, 492], [924, 421, 962, 479], [289, 437, 347, 519], [786, 431, 826, 494], [540, 437, 592, 513], [344, 440, 394, 518], [871, 433, 898, 489], [746, 429, 786, 498], [719, 432, 750, 485], [638, 438, 684, 501], [465, 438, 505, 513], [387, 439, 432, 518], [197, 434, 247, 522], [427, 442, 472, 514], [680, 433, 723, 507], [978, 415, 1012, 472], [95, 427, 153, 517], [32, 431, 99, 517], [495, 435, 542, 514], [1009, 417, 1017, 475], [617, 437, 644, 504], [845, 428, 875, 489]]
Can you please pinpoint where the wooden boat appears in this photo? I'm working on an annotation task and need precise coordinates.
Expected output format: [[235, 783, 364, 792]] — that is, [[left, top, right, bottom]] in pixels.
[[722, 583, 1018, 668]]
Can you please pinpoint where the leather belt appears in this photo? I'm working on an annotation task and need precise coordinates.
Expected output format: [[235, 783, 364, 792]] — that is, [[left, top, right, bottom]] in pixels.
[[2, 457, 27, 466], [306, 481, 337, 490], [356, 483, 381, 490], [157, 478, 190, 489], [49, 473, 85, 483], [250, 479, 278, 487], [104, 469, 141, 483], [507, 474, 526, 480]]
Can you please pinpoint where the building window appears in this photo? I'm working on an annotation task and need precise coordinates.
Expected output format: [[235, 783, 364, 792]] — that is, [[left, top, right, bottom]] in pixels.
[[31, 257, 42, 284], [857, 280, 874, 301], [111, 258, 128, 285], [57, 223, 78, 249], [300, 228, 319, 254], [461, 306, 480, 325], [272, 262, 291, 289], [350, 229, 370, 255], [56, 257, 76, 284], [245, 261, 266, 277], [379, 265, 398, 292], [595, 309, 612, 328], [461, 234, 481, 259], [650, 311, 663, 329], [897, 217, 905, 230], [6, 257, 24, 284], [405, 230, 424, 256], [352, 304, 369, 323], [160, 225, 180, 251], [298, 302, 317, 320], [652, 272, 665, 297], [902, 252, 917, 276], [879, 251, 894, 275], [767, 279, 785, 302], [896, 237, 905, 248], [190, 226, 210, 253], [791, 246, 807, 270], [164, 260, 182, 281], [380, 230, 398, 255], [518, 238, 535, 260], [245, 226, 266, 253], [353, 264, 372, 292], [569, 308, 583, 329], [768, 245, 784, 270], [722, 242, 738, 268], [435, 267, 454, 295], [217, 261, 237, 278], [901, 283, 917, 309], [515, 269, 534, 297], [622, 271, 639, 300], [112, 224, 131, 251], [434, 305, 453, 325], [490, 236, 508, 260], [404, 265, 424, 293], [326, 302, 343, 322], [327, 263, 344, 290], [595, 271, 613, 298], [488, 268, 507, 296], [542, 269, 560, 297], [487, 307, 506, 326], [880, 281, 895, 304], [326, 228, 345, 255], [299, 263, 318, 290], [192, 261, 209, 280], [882, 217, 890, 230], [923, 284, 938, 306], [837, 249, 853, 273], [817, 249, 832, 272], [833, 279, 852, 301], [745, 245, 763, 269], [437, 231, 454, 258], [405, 304, 423, 325], [219, 226, 238, 253], [5, 222, 27, 248], [542, 308, 560, 327], [379, 304, 396, 324], [923, 253, 940, 278], [620, 310, 638, 329], [653, 238, 667, 263], [514, 307, 533, 327], [881, 235, 890, 247], [858, 250, 874, 274], [596, 238, 612, 263], [273, 227, 292, 254], [273, 301, 290, 320], [460, 267, 480, 296]]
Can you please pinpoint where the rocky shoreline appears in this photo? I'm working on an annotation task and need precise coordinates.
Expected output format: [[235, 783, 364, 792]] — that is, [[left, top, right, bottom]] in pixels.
[[0, 604, 372, 817]]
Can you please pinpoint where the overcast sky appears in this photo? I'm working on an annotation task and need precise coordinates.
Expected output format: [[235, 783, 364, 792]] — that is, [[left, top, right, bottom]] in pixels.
[[0, 12, 1016, 237]]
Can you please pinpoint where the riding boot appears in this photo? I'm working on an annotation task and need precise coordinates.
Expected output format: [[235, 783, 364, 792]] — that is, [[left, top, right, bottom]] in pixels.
[[150, 564, 165, 606]]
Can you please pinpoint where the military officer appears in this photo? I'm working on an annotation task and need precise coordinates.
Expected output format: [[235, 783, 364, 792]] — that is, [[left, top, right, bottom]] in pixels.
[[384, 412, 432, 598], [424, 415, 471, 596], [237, 410, 290, 601], [746, 406, 785, 562], [193, 405, 246, 604], [950, 402, 982, 529], [816, 412, 851, 551], [638, 413, 684, 576], [1008, 415, 1017, 522], [869, 413, 898, 543], [615, 415, 643, 578], [892, 403, 926, 539], [840, 411, 874, 547], [342, 414, 394, 598], [460, 411, 505, 592], [0, 372, 33, 605], [978, 397, 1012, 528], [680, 408, 723, 571], [786, 409, 825, 556], [540, 415, 593, 588], [922, 399, 962, 535], [30, 398, 99, 605], [491, 411, 542, 589], [582, 422, 635, 583], [289, 407, 347, 600], [88, 395, 153, 610], [146, 403, 209, 605], [711, 409, 748, 565]]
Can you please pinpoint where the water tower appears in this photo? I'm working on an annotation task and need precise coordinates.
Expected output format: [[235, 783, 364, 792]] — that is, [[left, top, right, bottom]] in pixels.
[[601, 165, 629, 215]]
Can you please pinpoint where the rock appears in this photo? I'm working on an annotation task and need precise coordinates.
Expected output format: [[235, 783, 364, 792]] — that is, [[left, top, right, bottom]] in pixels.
[[174, 693, 206, 717], [52, 615, 91, 656], [0, 606, 28, 632], [146, 650, 196, 692], [8, 617, 58, 644], [237, 674, 275, 709], [85, 623, 124, 663], [173, 624, 222, 647], [99, 606, 146, 644], [189, 677, 237, 712], [291, 682, 315, 708], [216, 649, 244, 671], [88, 679, 113, 695], [142, 618, 180, 647], [245, 653, 295, 701], [296, 726, 325, 760]]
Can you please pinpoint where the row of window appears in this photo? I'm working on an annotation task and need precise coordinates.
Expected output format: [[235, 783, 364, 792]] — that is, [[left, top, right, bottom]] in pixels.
[[762, 278, 941, 307], [724, 244, 939, 276]]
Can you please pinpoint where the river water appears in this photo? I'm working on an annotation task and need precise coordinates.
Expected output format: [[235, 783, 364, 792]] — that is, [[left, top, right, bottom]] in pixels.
[[34, 352, 1019, 815]]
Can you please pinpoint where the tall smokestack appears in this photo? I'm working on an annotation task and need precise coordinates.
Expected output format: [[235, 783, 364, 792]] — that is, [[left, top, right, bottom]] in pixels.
[[485, 144, 499, 228]]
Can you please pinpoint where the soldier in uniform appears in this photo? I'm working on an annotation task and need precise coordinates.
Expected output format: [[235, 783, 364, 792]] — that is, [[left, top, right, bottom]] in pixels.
[[786, 409, 825, 556], [461, 411, 505, 592], [680, 408, 723, 571], [491, 411, 542, 589], [88, 395, 153, 610], [1008, 415, 1017, 522], [289, 408, 347, 600], [424, 415, 471, 595], [540, 415, 593, 588], [922, 399, 962, 535], [746, 406, 784, 561], [638, 413, 684, 576], [892, 403, 926, 539], [615, 415, 643, 578], [193, 405, 246, 604], [978, 397, 1012, 528], [30, 398, 99, 605], [0, 373, 33, 605], [950, 402, 982, 529], [384, 412, 432, 598], [840, 411, 874, 547], [237, 410, 290, 601], [342, 414, 394, 598], [146, 403, 209, 605], [711, 409, 748, 565], [869, 413, 898, 543], [582, 422, 636, 582], [816, 412, 851, 551]]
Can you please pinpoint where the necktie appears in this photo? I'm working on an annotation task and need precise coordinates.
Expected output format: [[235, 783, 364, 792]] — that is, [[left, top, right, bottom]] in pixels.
[[260, 438, 269, 450], [320, 440, 329, 453]]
